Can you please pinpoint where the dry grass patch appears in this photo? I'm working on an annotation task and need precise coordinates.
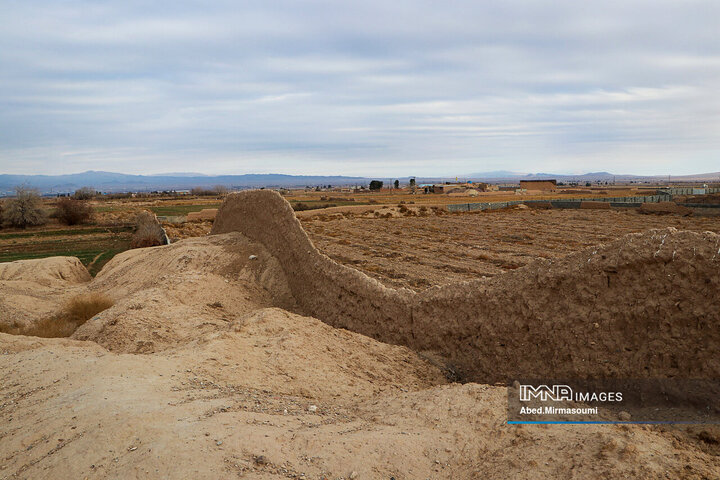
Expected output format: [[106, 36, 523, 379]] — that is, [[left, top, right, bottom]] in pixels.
[[0, 293, 114, 338]]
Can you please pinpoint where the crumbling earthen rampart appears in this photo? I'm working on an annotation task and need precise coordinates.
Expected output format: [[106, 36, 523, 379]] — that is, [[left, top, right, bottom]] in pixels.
[[212, 190, 720, 383]]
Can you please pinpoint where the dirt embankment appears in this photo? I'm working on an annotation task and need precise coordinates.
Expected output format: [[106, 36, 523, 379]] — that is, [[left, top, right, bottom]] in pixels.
[[213, 190, 720, 383], [0, 257, 91, 331]]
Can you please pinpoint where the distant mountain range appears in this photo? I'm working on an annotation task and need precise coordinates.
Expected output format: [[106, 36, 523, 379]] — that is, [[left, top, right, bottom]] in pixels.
[[463, 171, 720, 183], [0, 171, 372, 194], [0, 170, 718, 195]]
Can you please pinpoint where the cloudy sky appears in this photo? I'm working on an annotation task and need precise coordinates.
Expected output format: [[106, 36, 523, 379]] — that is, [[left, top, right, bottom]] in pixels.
[[1, 1, 719, 176]]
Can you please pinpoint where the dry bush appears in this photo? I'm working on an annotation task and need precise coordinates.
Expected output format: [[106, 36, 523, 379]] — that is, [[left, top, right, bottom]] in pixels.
[[3, 186, 46, 228], [1, 293, 113, 338], [191, 187, 215, 196], [292, 202, 336, 212], [55, 197, 94, 225], [105, 192, 132, 199], [131, 211, 166, 248], [73, 187, 96, 200], [191, 185, 229, 196]]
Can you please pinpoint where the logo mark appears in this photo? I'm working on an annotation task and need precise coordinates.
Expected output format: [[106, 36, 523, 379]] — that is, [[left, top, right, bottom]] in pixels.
[[519, 384, 573, 402]]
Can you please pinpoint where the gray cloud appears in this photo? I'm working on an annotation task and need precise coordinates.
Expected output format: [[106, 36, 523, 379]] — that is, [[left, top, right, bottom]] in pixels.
[[1, 0, 719, 176]]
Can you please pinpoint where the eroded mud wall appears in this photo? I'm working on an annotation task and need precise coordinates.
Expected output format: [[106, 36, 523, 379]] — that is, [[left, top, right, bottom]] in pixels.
[[212, 190, 720, 383]]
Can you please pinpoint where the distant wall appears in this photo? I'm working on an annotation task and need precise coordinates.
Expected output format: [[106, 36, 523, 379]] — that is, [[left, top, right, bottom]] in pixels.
[[519, 180, 556, 190], [448, 194, 671, 212]]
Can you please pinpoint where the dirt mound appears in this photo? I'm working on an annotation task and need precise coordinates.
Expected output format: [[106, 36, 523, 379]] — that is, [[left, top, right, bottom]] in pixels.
[[178, 307, 446, 400], [639, 201, 692, 215], [0, 256, 90, 285], [2, 333, 718, 479], [0, 256, 91, 332], [72, 233, 295, 353], [213, 190, 720, 382]]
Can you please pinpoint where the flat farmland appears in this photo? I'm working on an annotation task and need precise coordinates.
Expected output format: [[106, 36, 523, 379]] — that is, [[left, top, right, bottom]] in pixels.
[[0, 225, 133, 276], [302, 207, 720, 290]]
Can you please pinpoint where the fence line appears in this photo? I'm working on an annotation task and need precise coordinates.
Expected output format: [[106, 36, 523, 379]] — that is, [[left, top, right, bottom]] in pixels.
[[446, 189, 719, 212]]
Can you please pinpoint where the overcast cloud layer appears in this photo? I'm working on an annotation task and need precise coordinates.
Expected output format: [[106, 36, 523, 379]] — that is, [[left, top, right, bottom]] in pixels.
[[1, 0, 719, 176]]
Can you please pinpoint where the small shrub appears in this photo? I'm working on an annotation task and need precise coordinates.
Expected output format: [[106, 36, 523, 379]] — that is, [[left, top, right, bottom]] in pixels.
[[55, 197, 94, 225], [0, 293, 113, 338], [131, 211, 166, 248], [3, 187, 46, 228]]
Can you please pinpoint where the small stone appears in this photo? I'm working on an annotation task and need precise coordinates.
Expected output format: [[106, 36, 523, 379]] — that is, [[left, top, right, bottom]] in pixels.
[[249, 255, 258, 260], [255, 455, 268, 465], [216, 440, 223, 446], [349, 471, 358, 479], [308, 405, 317, 412], [618, 411, 632, 421]]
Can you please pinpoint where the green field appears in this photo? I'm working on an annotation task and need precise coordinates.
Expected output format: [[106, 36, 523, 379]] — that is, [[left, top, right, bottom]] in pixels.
[[0, 226, 133, 276]]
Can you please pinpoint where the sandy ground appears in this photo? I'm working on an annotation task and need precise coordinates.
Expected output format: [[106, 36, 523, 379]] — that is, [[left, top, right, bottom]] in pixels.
[[1, 192, 719, 479]]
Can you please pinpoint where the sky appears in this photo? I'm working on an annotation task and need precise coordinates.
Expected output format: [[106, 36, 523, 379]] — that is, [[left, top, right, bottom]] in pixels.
[[1, 0, 719, 177]]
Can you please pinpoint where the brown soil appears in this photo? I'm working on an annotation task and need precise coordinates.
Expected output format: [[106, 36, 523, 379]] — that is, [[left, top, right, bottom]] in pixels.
[[639, 201, 693, 216], [1, 190, 719, 479], [162, 219, 213, 240], [302, 207, 719, 289]]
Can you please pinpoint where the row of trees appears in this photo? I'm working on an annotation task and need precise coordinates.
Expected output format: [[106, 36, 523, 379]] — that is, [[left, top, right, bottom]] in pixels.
[[0, 187, 94, 229], [370, 178, 416, 191]]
